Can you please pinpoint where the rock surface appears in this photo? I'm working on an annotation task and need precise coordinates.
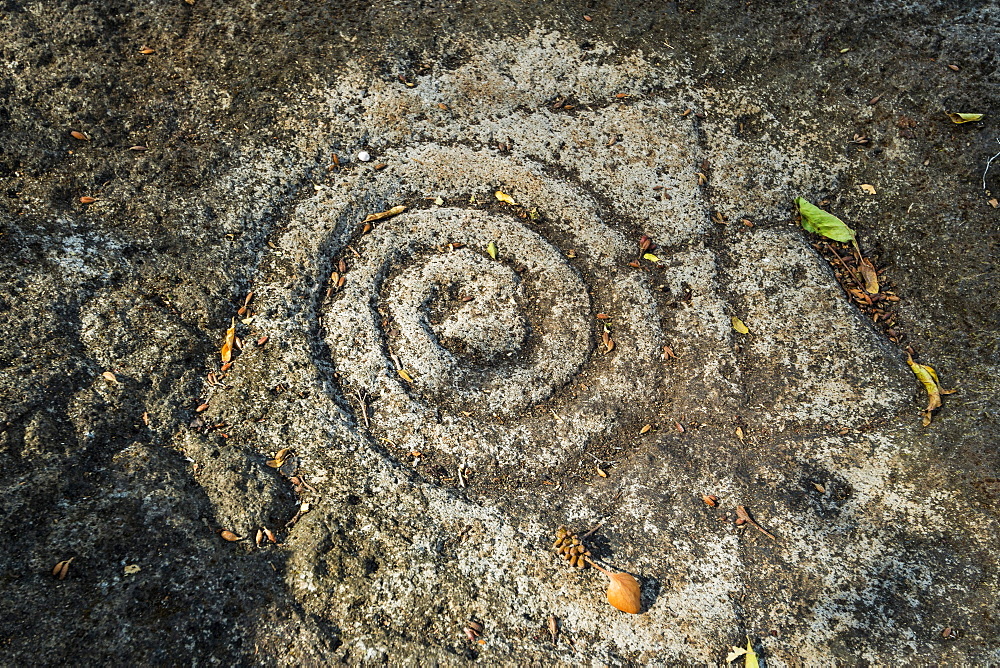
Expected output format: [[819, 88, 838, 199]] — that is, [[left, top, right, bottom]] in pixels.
[[2, 0, 998, 664]]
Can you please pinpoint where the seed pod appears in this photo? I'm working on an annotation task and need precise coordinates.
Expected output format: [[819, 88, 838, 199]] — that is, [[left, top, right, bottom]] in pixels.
[[576, 556, 587, 569], [52, 558, 74, 580], [263, 527, 277, 543], [255, 529, 264, 547], [552, 536, 565, 549], [220, 530, 242, 542], [568, 554, 578, 567]]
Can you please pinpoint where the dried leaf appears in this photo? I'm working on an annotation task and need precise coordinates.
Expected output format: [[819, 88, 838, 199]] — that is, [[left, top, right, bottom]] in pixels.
[[221, 318, 236, 363], [731, 316, 750, 334], [124, 564, 141, 575], [946, 112, 983, 124], [907, 354, 955, 426], [702, 494, 719, 507], [398, 369, 414, 383], [486, 241, 498, 260], [495, 190, 518, 205], [220, 530, 242, 542], [859, 258, 879, 294], [605, 571, 641, 614], [860, 184, 877, 195], [362, 205, 406, 223], [102, 371, 118, 383], [795, 197, 857, 246], [727, 646, 747, 663], [70, 131, 88, 140], [79, 196, 97, 204]]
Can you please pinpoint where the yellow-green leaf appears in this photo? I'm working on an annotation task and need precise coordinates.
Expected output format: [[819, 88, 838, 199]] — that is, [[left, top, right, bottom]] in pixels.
[[731, 316, 750, 334], [726, 647, 747, 663], [946, 112, 983, 124], [398, 369, 414, 383], [643, 253, 660, 262], [487, 241, 498, 260], [495, 190, 518, 205], [745, 637, 759, 668], [795, 197, 857, 245], [907, 354, 955, 426]]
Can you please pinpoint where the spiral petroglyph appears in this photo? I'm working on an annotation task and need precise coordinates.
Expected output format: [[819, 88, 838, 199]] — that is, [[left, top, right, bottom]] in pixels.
[[319, 145, 669, 471]]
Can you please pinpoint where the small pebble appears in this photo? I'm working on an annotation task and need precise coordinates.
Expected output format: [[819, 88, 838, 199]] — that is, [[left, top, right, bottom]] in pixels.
[[357, 150, 371, 162]]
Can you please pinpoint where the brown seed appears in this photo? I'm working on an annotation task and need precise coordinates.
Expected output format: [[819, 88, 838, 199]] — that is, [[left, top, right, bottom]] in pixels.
[[70, 131, 88, 140], [129, 145, 147, 151], [52, 558, 74, 580], [195, 403, 209, 412], [102, 371, 118, 383], [702, 494, 718, 507], [438, 103, 449, 110], [467, 620, 484, 633], [255, 529, 264, 547], [263, 527, 277, 543], [139, 47, 155, 54], [220, 530, 242, 542], [583, 14, 592, 21], [80, 196, 97, 204], [596, 313, 611, 320], [948, 64, 960, 71], [675, 421, 685, 433], [257, 335, 268, 346]]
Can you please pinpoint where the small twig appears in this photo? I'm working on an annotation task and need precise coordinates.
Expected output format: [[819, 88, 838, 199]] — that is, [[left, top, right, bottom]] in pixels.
[[983, 138, 1000, 194], [826, 243, 864, 288], [736, 505, 776, 541], [353, 388, 370, 429]]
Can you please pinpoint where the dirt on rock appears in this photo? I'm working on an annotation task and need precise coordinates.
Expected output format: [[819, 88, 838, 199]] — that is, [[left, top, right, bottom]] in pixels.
[[2, 0, 998, 665]]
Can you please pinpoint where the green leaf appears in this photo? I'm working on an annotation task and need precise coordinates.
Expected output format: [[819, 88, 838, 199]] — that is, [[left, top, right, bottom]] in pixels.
[[795, 198, 857, 244], [745, 637, 759, 668], [731, 316, 750, 334], [643, 253, 661, 263], [487, 241, 498, 260]]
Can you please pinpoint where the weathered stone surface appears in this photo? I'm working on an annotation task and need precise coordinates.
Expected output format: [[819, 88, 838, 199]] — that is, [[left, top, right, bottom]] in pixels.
[[2, 1, 998, 664]]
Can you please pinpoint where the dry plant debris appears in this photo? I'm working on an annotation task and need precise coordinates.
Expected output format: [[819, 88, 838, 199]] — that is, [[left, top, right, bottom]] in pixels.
[[52, 558, 73, 580], [727, 637, 759, 666], [552, 526, 642, 614]]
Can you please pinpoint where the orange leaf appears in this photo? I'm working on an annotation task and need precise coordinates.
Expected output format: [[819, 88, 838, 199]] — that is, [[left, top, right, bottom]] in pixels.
[[606, 571, 641, 614], [221, 318, 236, 363]]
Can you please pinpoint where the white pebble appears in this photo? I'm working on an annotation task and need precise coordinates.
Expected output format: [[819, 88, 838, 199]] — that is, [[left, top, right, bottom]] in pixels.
[[357, 151, 371, 162]]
